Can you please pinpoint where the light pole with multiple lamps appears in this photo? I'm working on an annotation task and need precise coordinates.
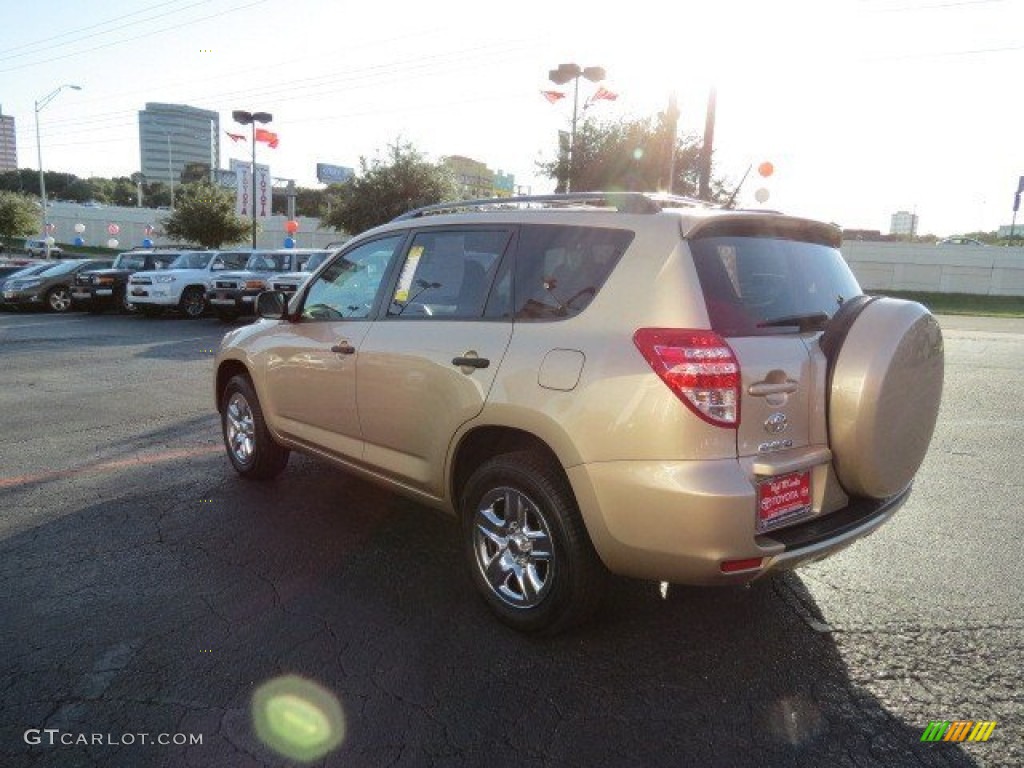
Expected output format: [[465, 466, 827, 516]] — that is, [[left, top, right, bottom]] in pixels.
[[548, 63, 604, 193], [232, 110, 272, 248], [35, 83, 82, 257]]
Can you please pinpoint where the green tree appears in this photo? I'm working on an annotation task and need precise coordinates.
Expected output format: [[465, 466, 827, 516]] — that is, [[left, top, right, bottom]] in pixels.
[[539, 113, 727, 200], [161, 181, 249, 248], [323, 140, 459, 234], [0, 191, 40, 249]]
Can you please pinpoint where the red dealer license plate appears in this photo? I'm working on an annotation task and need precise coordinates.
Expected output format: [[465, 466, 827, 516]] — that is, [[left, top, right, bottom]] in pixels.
[[757, 471, 812, 533]]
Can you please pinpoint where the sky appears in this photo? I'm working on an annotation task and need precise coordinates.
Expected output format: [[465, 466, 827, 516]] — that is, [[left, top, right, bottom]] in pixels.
[[2, 0, 1022, 236]]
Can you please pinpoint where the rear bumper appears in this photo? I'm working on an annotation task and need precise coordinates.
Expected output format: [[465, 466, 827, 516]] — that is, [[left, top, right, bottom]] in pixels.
[[567, 455, 909, 585]]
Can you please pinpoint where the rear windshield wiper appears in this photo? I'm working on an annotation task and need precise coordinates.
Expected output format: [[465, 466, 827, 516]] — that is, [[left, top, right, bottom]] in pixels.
[[756, 312, 830, 332]]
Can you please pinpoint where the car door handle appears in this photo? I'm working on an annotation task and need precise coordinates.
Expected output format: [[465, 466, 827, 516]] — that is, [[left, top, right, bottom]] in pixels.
[[330, 343, 355, 355], [452, 356, 490, 369], [748, 380, 797, 397]]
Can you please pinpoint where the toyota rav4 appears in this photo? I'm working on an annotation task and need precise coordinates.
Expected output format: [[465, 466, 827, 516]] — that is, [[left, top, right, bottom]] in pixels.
[[213, 193, 944, 634]]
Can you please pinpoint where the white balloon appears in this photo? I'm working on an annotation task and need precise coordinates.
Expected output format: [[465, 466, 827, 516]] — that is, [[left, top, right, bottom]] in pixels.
[[45, 236, 56, 246], [74, 222, 86, 233], [107, 238, 119, 248], [754, 187, 771, 203]]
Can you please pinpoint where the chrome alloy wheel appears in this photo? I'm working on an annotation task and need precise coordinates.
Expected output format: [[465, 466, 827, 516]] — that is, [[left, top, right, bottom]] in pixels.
[[225, 392, 256, 465], [472, 487, 555, 609], [48, 287, 72, 312], [182, 289, 205, 317]]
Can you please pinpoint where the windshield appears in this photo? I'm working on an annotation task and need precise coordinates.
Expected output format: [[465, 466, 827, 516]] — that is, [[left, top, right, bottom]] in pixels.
[[38, 261, 84, 277], [168, 252, 213, 270], [245, 252, 294, 272], [302, 252, 330, 272], [112, 253, 149, 270], [690, 236, 863, 336]]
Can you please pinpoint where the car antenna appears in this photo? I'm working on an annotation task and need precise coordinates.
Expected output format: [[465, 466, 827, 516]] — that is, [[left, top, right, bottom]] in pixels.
[[723, 164, 752, 210]]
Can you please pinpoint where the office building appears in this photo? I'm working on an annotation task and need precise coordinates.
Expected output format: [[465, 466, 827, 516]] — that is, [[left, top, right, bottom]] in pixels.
[[0, 110, 16, 172], [890, 210, 919, 237], [138, 103, 219, 186]]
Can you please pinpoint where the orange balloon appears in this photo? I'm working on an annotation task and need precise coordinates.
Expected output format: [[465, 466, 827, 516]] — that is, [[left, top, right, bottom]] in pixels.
[[757, 161, 774, 177], [285, 220, 299, 234]]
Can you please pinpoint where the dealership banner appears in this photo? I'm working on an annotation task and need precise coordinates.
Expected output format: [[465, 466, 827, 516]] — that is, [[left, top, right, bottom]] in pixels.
[[232, 160, 271, 219]]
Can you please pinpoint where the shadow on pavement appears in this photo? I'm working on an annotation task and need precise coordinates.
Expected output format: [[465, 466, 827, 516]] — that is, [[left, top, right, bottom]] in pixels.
[[0, 455, 985, 768]]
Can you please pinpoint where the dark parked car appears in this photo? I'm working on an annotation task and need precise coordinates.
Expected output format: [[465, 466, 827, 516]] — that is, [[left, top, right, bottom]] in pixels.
[[71, 249, 181, 314], [2, 259, 113, 312]]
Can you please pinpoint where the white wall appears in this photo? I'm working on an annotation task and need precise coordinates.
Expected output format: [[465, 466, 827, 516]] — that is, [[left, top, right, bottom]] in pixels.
[[44, 201, 346, 251], [842, 241, 1024, 296]]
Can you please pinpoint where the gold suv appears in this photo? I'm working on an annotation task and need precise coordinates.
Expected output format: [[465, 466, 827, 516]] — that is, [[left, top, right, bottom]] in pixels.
[[214, 193, 944, 634]]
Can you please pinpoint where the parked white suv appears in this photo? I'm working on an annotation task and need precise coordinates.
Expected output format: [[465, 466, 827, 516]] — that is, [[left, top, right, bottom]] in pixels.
[[24, 238, 63, 258], [128, 250, 251, 318]]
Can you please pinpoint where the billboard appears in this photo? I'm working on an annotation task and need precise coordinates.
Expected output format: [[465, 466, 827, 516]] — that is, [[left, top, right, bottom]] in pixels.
[[317, 163, 354, 185]]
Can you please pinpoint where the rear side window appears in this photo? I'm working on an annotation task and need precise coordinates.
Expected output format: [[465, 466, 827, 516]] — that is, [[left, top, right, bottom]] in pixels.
[[690, 236, 862, 336], [514, 225, 632, 321]]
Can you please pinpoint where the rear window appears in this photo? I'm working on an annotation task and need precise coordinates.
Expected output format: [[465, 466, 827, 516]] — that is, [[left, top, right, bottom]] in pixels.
[[514, 225, 633, 321], [690, 236, 862, 336]]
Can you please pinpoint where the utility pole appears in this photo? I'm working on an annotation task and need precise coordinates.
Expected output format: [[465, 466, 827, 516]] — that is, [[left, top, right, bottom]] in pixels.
[[698, 87, 717, 201], [663, 92, 680, 193]]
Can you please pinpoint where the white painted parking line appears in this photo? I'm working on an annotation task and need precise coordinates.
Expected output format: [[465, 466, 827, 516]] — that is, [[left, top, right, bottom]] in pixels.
[[0, 317, 93, 329]]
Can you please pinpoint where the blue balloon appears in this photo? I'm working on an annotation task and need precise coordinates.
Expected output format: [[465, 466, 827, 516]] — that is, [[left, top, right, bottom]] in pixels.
[[142, 238, 153, 247], [74, 236, 85, 246], [284, 237, 295, 248]]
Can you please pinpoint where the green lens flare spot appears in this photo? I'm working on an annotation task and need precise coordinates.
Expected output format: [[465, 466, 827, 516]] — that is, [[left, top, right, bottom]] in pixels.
[[252, 675, 345, 762]]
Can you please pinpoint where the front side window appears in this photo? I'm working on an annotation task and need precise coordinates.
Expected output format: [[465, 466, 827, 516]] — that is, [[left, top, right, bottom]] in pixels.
[[301, 236, 404, 321], [214, 252, 251, 270], [387, 230, 509, 319]]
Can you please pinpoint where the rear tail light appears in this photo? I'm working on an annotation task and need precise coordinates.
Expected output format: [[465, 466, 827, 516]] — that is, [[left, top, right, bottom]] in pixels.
[[633, 328, 740, 427], [720, 557, 764, 574]]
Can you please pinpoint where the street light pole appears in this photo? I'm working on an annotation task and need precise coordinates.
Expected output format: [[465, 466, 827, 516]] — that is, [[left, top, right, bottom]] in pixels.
[[232, 110, 272, 248], [34, 84, 82, 258], [548, 64, 605, 193]]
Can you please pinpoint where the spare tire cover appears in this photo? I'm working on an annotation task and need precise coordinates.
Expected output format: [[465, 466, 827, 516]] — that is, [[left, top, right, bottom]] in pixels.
[[827, 297, 944, 499]]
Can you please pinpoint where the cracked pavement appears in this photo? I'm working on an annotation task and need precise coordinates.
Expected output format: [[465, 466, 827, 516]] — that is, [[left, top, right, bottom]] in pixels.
[[0, 311, 1020, 767]]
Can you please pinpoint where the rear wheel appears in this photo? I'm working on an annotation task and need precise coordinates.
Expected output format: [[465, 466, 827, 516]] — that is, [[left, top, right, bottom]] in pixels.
[[461, 451, 608, 634], [46, 286, 72, 313], [179, 287, 206, 318], [221, 374, 290, 480]]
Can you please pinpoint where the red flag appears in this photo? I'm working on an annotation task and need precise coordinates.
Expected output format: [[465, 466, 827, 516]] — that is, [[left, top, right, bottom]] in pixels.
[[254, 129, 279, 148], [541, 90, 565, 104], [225, 131, 246, 143], [592, 87, 618, 101]]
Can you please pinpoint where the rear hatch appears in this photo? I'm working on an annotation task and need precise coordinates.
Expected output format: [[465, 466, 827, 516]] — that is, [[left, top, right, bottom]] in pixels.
[[687, 217, 861, 460]]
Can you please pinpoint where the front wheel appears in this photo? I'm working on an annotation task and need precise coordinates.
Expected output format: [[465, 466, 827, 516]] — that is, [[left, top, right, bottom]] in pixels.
[[461, 451, 608, 634], [46, 286, 72, 313], [221, 374, 289, 480], [179, 287, 206, 318]]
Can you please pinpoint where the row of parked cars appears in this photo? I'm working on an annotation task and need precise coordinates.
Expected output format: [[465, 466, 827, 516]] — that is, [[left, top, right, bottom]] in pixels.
[[0, 246, 334, 320]]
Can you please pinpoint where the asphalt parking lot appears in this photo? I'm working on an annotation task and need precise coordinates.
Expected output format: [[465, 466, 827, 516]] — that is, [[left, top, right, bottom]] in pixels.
[[0, 311, 1020, 768]]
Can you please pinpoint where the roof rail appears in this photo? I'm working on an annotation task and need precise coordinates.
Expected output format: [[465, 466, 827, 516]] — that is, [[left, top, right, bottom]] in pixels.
[[392, 191, 713, 221]]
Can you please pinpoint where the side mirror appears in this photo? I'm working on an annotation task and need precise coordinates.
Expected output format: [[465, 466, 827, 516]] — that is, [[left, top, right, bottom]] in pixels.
[[256, 290, 288, 320]]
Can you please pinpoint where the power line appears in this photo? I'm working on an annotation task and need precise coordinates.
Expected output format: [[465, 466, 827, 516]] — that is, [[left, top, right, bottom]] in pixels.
[[0, 0, 268, 74], [0, 0, 209, 61]]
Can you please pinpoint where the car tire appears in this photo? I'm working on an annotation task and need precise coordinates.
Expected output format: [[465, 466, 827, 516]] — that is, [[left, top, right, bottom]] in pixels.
[[116, 289, 137, 315], [221, 374, 290, 480], [822, 296, 944, 499], [46, 286, 72, 313], [461, 450, 608, 634], [179, 287, 206, 319]]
